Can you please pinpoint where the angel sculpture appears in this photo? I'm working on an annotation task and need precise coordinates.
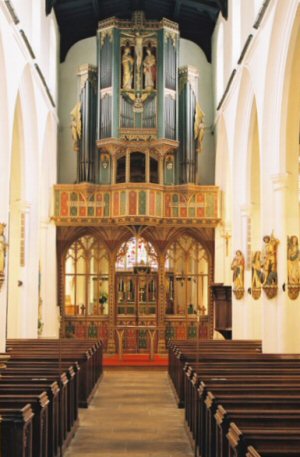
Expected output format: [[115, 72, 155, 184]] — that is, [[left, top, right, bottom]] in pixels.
[[194, 102, 205, 154], [70, 102, 82, 152]]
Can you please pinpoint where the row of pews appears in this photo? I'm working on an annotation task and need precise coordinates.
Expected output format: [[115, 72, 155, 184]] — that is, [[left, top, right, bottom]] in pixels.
[[0, 338, 103, 457], [168, 339, 300, 457]]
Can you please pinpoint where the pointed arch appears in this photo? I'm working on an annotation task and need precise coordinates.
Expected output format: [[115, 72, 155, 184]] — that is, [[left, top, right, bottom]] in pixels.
[[261, 1, 300, 175], [233, 67, 257, 209]]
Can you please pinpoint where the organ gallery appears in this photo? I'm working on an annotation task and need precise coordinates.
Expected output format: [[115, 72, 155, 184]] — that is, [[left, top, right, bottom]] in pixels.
[[54, 11, 219, 352]]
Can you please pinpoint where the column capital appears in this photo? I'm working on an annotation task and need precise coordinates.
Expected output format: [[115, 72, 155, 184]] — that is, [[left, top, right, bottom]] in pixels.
[[240, 204, 251, 217], [271, 172, 290, 191]]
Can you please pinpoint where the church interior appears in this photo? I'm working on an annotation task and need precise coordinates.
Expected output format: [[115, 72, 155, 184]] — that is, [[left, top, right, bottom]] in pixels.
[[0, 0, 300, 455]]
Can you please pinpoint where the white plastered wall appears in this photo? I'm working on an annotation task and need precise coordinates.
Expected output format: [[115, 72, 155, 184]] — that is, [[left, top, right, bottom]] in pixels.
[[0, 1, 59, 350], [213, 0, 300, 352]]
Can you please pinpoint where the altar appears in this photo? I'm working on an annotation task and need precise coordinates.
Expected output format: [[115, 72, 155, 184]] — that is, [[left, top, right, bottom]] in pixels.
[[115, 326, 157, 360]]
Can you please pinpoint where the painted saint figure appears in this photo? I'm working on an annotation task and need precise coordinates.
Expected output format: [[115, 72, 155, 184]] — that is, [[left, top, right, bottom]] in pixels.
[[143, 48, 156, 89], [231, 250, 245, 290], [287, 235, 300, 285], [261, 233, 279, 286], [194, 102, 205, 153], [251, 251, 264, 289], [0, 223, 7, 277], [70, 102, 81, 152], [122, 46, 134, 90]]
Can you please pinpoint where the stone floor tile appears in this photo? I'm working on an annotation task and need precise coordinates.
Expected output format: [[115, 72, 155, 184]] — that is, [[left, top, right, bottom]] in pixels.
[[64, 369, 194, 457]]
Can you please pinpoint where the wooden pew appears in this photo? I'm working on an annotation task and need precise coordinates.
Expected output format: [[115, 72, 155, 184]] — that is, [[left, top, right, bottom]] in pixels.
[[169, 340, 300, 457], [6, 338, 103, 407], [167, 340, 262, 407], [0, 393, 49, 457], [0, 404, 34, 457], [0, 382, 59, 457], [0, 338, 103, 457]]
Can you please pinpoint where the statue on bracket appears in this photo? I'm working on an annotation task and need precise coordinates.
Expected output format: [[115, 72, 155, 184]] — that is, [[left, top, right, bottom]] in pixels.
[[251, 251, 263, 300], [231, 250, 245, 299], [122, 45, 134, 90], [0, 223, 8, 291], [194, 102, 205, 154], [143, 47, 156, 90], [287, 235, 300, 300], [70, 102, 82, 152], [261, 232, 279, 298]]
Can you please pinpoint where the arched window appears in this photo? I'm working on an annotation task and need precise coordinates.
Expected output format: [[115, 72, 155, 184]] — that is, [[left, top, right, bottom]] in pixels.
[[231, 0, 241, 65], [64, 236, 109, 316], [116, 155, 126, 183], [116, 237, 158, 270], [150, 156, 159, 183], [216, 22, 224, 105], [165, 235, 209, 315], [130, 152, 145, 182]]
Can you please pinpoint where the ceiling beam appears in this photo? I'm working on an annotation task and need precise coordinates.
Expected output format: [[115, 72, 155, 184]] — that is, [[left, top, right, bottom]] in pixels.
[[173, 0, 182, 21], [180, 0, 218, 17], [91, 0, 101, 17]]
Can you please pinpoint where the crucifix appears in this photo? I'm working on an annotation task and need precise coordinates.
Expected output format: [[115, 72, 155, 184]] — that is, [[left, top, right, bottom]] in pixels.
[[222, 231, 231, 257]]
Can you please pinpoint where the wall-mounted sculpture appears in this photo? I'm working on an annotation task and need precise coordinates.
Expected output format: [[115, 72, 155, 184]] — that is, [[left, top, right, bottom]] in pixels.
[[0, 223, 8, 291], [70, 101, 81, 152], [231, 250, 245, 299], [251, 250, 262, 300], [261, 232, 279, 299], [287, 235, 300, 300]]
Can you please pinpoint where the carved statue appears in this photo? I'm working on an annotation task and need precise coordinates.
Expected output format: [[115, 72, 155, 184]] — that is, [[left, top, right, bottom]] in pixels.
[[231, 250, 245, 291], [287, 235, 300, 285], [194, 102, 205, 153], [122, 46, 134, 90], [261, 233, 279, 286], [143, 48, 156, 89], [122, 30, 155, 89], [251, 251, 263, 289], [0, 223, 8, 290], [70, 102, 82, 152]]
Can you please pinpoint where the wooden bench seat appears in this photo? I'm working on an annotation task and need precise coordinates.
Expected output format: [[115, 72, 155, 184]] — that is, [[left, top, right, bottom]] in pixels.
[[0, 383, 59, 457], [168, 339, 300, 457], [0, 404, 34, 457], [0, 393, 49, 457]]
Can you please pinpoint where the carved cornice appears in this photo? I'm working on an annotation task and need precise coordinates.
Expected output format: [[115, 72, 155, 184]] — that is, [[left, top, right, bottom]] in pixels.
[[98, 15, 179, 33], [179, 65, 199, 95], [97, 136, 179, 155]]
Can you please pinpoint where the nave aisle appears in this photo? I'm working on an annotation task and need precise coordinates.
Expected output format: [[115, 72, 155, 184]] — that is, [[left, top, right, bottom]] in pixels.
[[65, 369, 193, 457]]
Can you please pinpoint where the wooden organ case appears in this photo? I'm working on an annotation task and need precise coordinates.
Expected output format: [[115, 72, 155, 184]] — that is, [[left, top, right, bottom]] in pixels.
[[55, 11, 221, 353]]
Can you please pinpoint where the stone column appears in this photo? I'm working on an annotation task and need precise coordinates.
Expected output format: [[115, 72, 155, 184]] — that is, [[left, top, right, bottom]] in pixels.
[[107, 252, 116, 353], [231, 206, 249, 340], [39, 221, 59, 337], [262, 173, 300, 353], [157, 253, 166, 352], [125, 149, 130, 183], [145, 150, 150, 183]]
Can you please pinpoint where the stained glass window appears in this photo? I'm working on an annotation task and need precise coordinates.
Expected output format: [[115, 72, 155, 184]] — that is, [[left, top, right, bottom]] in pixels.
[[116, 237, 158, 270]]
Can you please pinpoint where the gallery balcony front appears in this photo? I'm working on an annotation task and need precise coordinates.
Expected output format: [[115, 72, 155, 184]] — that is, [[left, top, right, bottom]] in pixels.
[[52, 182, 221, 227]]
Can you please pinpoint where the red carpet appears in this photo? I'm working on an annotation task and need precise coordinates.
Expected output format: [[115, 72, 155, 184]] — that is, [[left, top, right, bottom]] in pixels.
[[103, 353, 168, 367]]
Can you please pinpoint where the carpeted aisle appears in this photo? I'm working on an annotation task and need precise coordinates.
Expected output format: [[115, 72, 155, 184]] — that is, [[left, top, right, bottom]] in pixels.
[[64, 369, 193, 457], [103, 353, 168, 367]]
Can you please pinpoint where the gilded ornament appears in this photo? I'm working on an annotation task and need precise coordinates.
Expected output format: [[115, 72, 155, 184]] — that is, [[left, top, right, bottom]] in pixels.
[[70, 102, 82, 152], [164, 30, 177, 46], [100, 29, 113, 47], [194, 102, 205, 154], [261, 232, 279, 299], [287, 235, 300, 299], [288, 285, 300, 300], [0, 223, 8, 291], [251, 251, 262, 300]]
